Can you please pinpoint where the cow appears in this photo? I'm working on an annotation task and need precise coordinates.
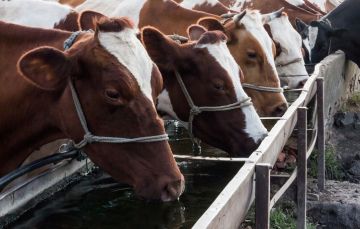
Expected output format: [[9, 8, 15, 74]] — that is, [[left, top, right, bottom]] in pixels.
[[76, 2, 288, 117], [0, 0, 80, 31], [296, 0, 360, 66], [75, 0, 219, 36], [264, 11, 309, 89], [218, 0, 323, 25], [0, 17, 184, 201], [142, 25, 268, 156], [198, 10, 288, 116], [177, 5, 308, 89]]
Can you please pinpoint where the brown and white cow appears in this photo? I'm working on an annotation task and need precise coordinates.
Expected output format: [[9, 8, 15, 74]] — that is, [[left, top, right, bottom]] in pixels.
[[76, 0, 220, 36], [264, 11, 309, 89], [177, 5, 309, 89], [220, 0, 323, 25], [76, 1, 288, 116], [198, 11, 288, 116], [0, 0, 80, 31], [0, 18, 184, 201], [142, 25, 268, 156]]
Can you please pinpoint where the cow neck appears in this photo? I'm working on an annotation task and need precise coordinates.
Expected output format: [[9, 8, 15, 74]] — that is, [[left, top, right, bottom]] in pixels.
[[173, 70, 252, 146], [54, 10, 80, 32], [63, 31, 169, 150]]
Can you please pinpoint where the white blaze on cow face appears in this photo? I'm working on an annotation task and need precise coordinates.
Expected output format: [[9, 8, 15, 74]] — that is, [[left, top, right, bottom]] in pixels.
[[0, 0, 72, 29], [267, 15, 309, 89], [180, 0, 219, 9], [76, 0, 149, 28], [98, 28, 155, 103], [196, 41, 268, 143], [309, 26, 319, 52], [240, 11, 279, 78]]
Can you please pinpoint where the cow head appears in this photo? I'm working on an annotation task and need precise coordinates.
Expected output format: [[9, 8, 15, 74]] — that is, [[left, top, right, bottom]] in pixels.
[[142, 26, 268, 157], [17, 17, 184, 201], [265, 12, 309, 89], [296, 18, 347, 64], [198, 11, 288, 117]]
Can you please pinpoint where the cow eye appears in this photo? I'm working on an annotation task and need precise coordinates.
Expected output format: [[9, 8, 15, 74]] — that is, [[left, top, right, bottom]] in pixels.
[[105, 88, 121, 100], [214, 83, 225, 91], [247, 51, 257, 59]]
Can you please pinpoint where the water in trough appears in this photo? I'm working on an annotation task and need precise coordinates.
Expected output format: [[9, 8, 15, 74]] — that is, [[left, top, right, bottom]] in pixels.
[[8, 122, 244, 229]]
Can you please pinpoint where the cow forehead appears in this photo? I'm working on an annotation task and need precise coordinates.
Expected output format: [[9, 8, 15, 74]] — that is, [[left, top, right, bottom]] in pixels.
[[98, 28, 154, 103], [268, 16, 303, 58], [195, 41, 248, 102], [240, 12, 277, 74]]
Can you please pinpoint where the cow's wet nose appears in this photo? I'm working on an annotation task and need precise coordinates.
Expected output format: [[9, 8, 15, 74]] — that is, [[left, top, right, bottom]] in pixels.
[[271, 102, 288, 117], [161, 177, 185, 202], [297, 78, 308, 88]]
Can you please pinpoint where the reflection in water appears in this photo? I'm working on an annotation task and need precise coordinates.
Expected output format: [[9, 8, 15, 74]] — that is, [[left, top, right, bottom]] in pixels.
[[10, 124, 243, 229]]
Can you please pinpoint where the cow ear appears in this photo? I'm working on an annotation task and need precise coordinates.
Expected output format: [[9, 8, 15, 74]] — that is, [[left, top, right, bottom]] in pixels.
[[141, 26, 180, 71], [187, 25, 207, 41], [295, 18, 308, 33], [79, 10, 106, 30], [197, 17, 226, 33], [18, 47, 70, 91]]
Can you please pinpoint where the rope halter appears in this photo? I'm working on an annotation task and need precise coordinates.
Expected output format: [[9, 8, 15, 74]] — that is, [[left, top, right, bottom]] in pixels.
[[276, 58, 309, 78], [63, 31, 169, 150], [174, 70, 253, 145]]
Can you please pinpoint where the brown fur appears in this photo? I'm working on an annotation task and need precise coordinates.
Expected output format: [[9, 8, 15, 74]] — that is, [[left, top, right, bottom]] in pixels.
[[220, 0, 323, 25], [59, 0, 86, 7], [138, 0, 221, 36], [54, 10, 80, 32], [199, 17, 287, 117], [0, 19, 183, 200], [142, 26, 263, 156]]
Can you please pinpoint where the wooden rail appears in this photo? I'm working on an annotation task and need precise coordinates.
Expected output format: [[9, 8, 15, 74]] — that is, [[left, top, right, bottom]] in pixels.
[[193, 56, 327, 229]]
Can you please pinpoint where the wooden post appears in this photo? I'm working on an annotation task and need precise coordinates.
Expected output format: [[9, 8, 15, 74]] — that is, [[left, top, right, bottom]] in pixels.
[[316, 77, 325, 191], [256, 163, 271, 229], [297, 107, 307, 229]]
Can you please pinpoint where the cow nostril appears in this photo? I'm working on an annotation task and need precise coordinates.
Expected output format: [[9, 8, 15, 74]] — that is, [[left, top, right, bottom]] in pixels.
[[297, 79, 308, 88], [273, 103, 288, 117], [161, 179, 184, 202]]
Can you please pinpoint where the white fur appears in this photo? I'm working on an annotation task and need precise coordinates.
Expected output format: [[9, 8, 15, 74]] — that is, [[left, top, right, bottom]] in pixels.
[[285, 0, 305, 6], [0, 0, 72, 29], [309, 26, 319, 50], [196, 41, 268, 142], [157, 90, 180, 120], [76, 0, 148, 28], [307, 0, 327, 11], [267, 14, 309, 89], [98, 28, 154, 103], [303, 37, 311, 62], [240, 11, 279, 81], [180, 0, 219, 9], [231, 0, 252, 11]]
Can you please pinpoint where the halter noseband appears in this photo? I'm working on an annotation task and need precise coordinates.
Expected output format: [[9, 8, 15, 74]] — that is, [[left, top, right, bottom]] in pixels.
[[276, 57, 309, 78], [64, 31, 168, 150], [174, 70, 252, 145]]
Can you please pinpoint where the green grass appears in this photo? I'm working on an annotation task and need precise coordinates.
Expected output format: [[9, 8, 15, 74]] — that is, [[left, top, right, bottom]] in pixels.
[[242, 202, 317, 229], [308, 144, 344, 180], [270, 203, 317, 229], [340, 92, 360, 112]]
